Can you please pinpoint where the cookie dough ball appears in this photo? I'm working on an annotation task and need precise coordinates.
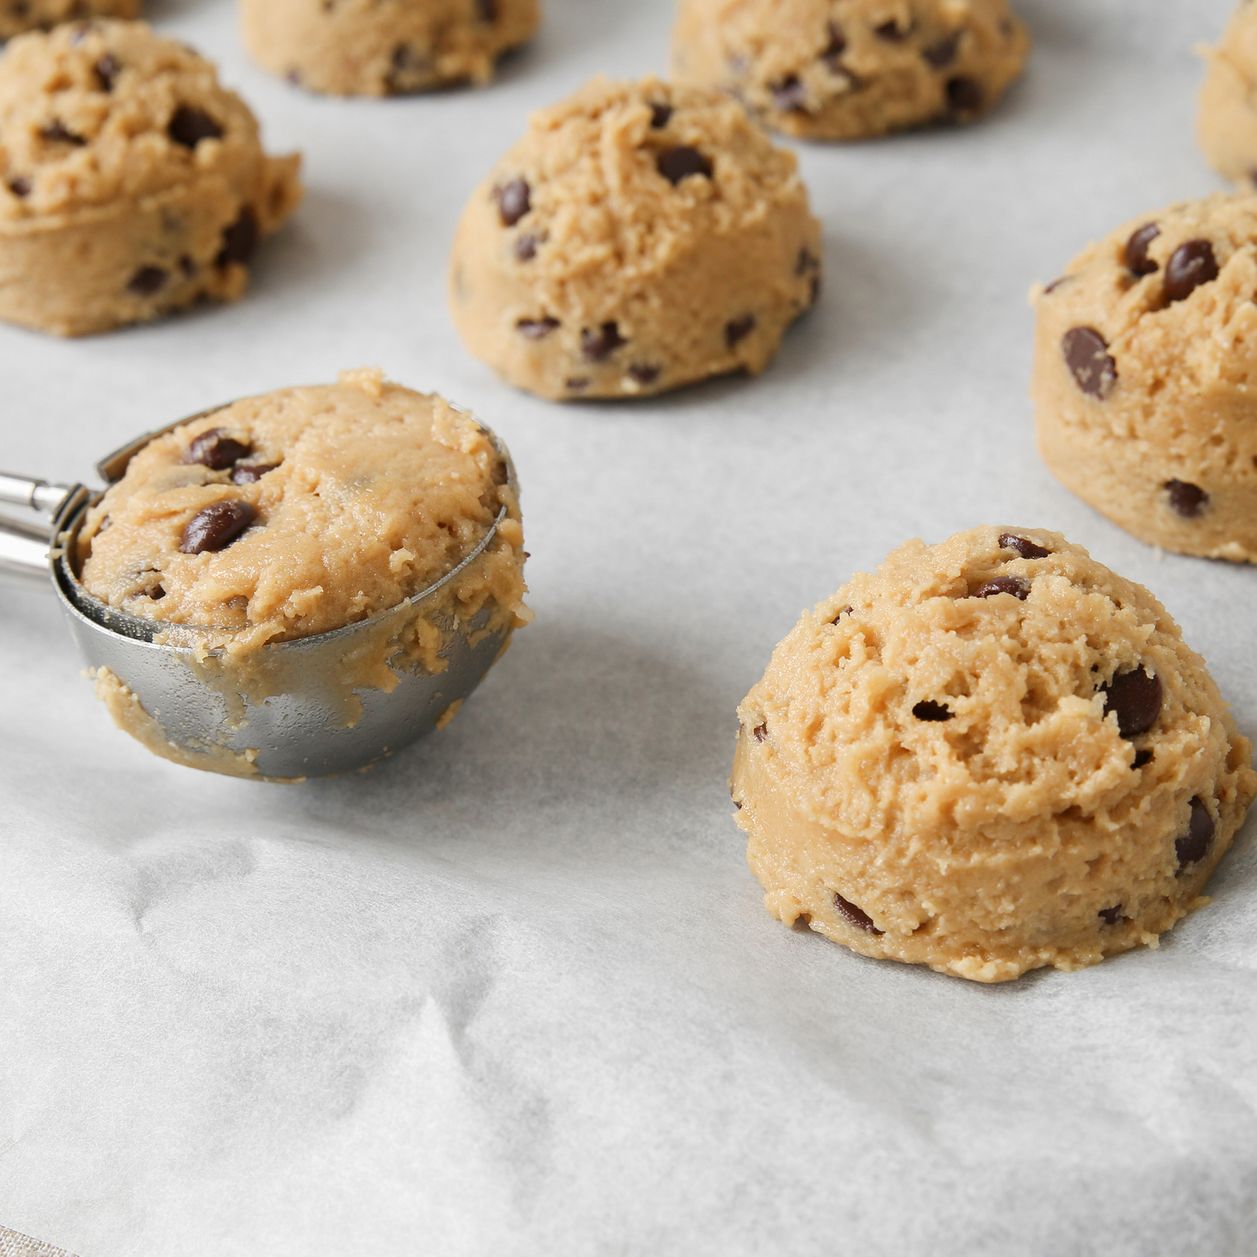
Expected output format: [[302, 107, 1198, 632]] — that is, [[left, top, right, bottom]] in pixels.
[[449, 76, 821, 401], [671, 0, 1029, 141], [1199, 3, 1257, 185], [78, 369, 529, 655], [241, 0, 540, 97], [0, 1, 138, 41], [1032, 195, 1257, 564], [732, 527, 1256, 983], [0, 21, 301, 336]]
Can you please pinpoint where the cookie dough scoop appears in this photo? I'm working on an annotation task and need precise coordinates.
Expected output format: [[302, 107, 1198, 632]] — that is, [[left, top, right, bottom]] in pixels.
[[731, 527, 1256, 982], [1199, 2, 1257, 186], [0, 370, 530, 780]]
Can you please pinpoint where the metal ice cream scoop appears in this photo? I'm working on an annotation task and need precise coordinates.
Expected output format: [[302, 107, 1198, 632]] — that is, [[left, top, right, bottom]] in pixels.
[[0, 409, 521, 781]]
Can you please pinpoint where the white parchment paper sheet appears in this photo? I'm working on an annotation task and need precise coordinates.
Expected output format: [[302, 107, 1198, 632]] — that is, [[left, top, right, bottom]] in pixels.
[[2, 1, 1255, 1253]]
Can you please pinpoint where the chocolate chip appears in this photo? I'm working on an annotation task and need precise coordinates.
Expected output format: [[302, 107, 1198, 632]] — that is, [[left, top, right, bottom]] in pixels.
[[565, 377, 590, 393], [7, 176, 31, 198], [912, 700, 952, 722], [475, 0, 497, 19], [1098, 905, 1124, 925], [628, 363, 661, 386], [974, 575, 1030, 600], [496, 178, 531, 227], [831, 605, 853, 624], [657, 145, 713, 184], [230, 462, 278, 485], [945, 76, 984, 114], [40, 121, 85, 146], [796, 247, 820, 276], [923, 32, 960, 67], [1100, 667, 1162, 739], [186, 428, 252, 470], [1163, 240, 1218, 304], [1043, 275, 1072, 294], [874, 18, 909, 40], [999, 532, 1051, 559], [581, 321, 626, 361], [725, 314, 756, 347], [216, 207, 258, 268], [168, 105, 223, 148], [834, 893, 883, 935], [1165, 479, 1209, 518], [126, 265, 167, 296], [771, 76, 809, 113], [1062, 326, 1117, 399], [1132, 748, 1154, 769], [752, 722, 768, 742], [93, 53, 120, 92], [1175, 797, 1215, 868], [649, 101, 673, 128], [1124, 222, 1160, 276], [178, 254, 196, 277], [822, 21, 847, 68], [180, 500, 256, 554], [516, 316, 559, 339], [514, 232, 539, 262]]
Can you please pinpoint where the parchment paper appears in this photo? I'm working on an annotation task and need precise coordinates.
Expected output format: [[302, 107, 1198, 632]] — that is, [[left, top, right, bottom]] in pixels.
[[3, 1, 1256, 1254]]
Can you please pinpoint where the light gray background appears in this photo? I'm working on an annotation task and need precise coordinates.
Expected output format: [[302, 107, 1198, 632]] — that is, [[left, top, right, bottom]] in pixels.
[[2, 1, 1255, 1254]]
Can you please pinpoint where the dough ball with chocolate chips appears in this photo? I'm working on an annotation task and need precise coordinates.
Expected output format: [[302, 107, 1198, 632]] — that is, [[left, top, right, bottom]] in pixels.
[[241, 0, 539, 97], [0, 0, 138, 41], [0, 20, 301, 336], [731, 527, 1256, 983], [671, 0, 1029, 141], [1032, 194, 1257, 564], [1199, 2, 1257, 186], [448, 76, 821, 401]]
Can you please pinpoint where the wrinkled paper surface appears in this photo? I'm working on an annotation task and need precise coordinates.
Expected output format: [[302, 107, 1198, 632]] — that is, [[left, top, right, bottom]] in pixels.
[[2, 1, 1255, 1253]]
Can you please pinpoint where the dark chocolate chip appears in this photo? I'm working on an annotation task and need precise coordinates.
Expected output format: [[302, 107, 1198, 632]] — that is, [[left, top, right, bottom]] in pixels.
[[180, 499, 256, 554], [945, 75, 984, 114], [230, 462, 278, 485], [93, 53, 120, 92], [516, 316, 559, 339], [999, 532, 1051, 559], [1098, 905, 1124, 925], [873, 18, 909, 40], [514, 232, 539, 261], [822, 21, 847, 62], [922, 32, 961, 67], [796, 246, 820, 276], [581, 321, 626, 361], [496, 178, 531, 227], [216, 207, 258, 268], [126, 265, 167, 297], [1124, 222, 1160, 277], [1100, 667, 1162, 739], [1175, 797, 1215, 868], [178, 254, 196, 277], [752, 722, 768, 742], [565, 377, 590, 393], [912, 700, 953, 722], [831, 605, 853, 624], [1061, 326, 1117, 399], [1165, 479, 1209, 518], [168, 105, 223, 149], [834, 892, 883, 934], [771, 76, 809, 113], [657, 145, 713, 184], [186, 428, 252, 470], [40, 120, 85, 146], [628, 363, 661, 386], [7, 176, 31, 198], [1132, 748, 1154, 769], [1163, 239, 1218, 304], [725, 314, 756, 347], [475, 0, 497, 20], [649, 101, 673, 129], [974, 575, 1030, 600]]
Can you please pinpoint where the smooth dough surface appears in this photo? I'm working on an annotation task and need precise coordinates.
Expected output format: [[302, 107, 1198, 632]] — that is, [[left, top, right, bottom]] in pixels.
[[1032, 194, 1257, 564], [78, 369, 529, 655], [0, 20, 300, 336], [1199, 2, 1257, 185], [731, 526, 1256, 984], [0, 0, 138, 40], [671, 0, 1029, 140], [241, 0, 540, 97], [449, 76, 821, 401]]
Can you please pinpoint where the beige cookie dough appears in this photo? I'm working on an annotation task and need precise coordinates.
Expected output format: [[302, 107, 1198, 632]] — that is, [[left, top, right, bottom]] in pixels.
[[671, 0, 1029, 141], [1032, 194, 1257, 564], [449, 76, 821, 401], [0, 1, 138, 41], [0, 20, 301, 336], [78, 369, 529, 657], [732, 526, 1256, 984], [241, 0, 540, 97], [1199, 2, 1257, 185]]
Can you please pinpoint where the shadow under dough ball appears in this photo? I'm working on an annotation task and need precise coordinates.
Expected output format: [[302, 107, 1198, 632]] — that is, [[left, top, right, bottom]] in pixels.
[[448, 75, 822, 401], [1198, 1, 1257, 186], [240, 0, 541, 96], [0, 0, 138, 41], [1032, 193, 1257, 564], [731, 526, 1257, 983], [0, 19, 301, 336], [670, 0, 1030, 140]]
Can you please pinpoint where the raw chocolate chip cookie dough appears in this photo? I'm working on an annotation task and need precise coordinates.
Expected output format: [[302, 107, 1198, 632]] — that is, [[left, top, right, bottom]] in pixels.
[[671, 0, 1029, 141], [0, 20, 300, 336], [449, 76, 821, 400], [1033, 194, 1257, 563], [1199, 1, 1257, 185], [0, 0, 138, 41], [241, 0, 540, 97], [731, 527, 1256, 984]]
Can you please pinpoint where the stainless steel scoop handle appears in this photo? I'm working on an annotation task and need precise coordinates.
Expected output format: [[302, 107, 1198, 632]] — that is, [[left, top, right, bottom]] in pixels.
[[0, 472, 75, 583]]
